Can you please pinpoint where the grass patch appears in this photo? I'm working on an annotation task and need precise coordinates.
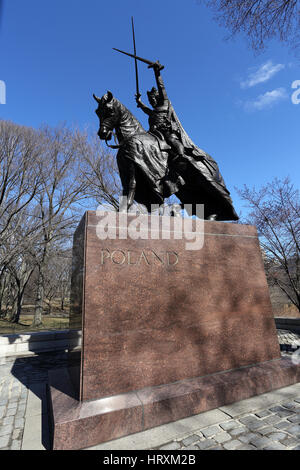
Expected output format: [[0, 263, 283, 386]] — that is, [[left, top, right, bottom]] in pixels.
[[0, 315, 69, 334]]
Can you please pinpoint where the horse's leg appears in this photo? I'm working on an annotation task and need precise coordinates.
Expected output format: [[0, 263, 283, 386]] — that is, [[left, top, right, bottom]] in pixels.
[[158, 204, 165, 216], [127, 161, 136, 210], [119, 161, 136, 212], [170, 203, 182, 217]]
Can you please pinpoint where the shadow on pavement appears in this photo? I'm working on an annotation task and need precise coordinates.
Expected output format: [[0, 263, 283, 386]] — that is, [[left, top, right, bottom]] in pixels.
[[10, 351, 69, 450]]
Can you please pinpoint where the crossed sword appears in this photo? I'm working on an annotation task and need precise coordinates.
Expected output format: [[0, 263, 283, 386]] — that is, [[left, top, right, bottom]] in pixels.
[[113, 17, 164, 100]]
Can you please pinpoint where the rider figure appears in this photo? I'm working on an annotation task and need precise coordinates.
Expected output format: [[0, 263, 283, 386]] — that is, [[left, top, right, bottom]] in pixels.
[[135, 62, 185, 196]]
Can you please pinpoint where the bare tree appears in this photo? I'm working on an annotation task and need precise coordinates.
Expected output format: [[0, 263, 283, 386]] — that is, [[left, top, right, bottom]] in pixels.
[[77, 130, 121, 210], [201, 0, 300, 53], [5, 254, 35, 323], [0, 206, 45, 322], [43, 249, 71, 315], [0, 120, 44, 323], [236, 177, 300, 312], [0, 265, 10, 317], [31, 125, 90, 327], [0, 120, 42, 267], [0, 120, 131, 327]]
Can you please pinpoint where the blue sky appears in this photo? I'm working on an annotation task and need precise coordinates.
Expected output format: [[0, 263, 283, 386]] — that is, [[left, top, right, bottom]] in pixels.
[[0, 0, 299, 217]]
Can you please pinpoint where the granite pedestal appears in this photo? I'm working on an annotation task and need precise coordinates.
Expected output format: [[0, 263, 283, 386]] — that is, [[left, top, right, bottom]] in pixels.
[[48, 211, 300, 450]]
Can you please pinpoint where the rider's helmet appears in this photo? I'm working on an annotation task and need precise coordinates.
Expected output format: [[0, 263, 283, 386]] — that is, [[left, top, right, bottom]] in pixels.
[[147, 87, 159, 107]]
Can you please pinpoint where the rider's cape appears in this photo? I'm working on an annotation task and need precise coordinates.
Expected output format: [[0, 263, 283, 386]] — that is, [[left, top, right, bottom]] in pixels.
[[118, 97, 238, 221], [167, 102, 239, 220]]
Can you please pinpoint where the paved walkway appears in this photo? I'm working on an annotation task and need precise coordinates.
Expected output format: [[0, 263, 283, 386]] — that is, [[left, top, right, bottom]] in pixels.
[[0, 330, 299, 451]]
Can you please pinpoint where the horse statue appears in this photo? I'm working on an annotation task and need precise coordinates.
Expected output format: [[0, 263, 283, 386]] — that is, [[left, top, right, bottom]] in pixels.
[[93, 90, 239, 221]]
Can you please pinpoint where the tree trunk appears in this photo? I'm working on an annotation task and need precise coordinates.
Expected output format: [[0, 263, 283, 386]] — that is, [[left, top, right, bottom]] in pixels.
[[9, 266, 34, 324], [32, 266, 44, 327], [0, 269, 9, 317], [61, 286, 66, 311], [10, 292, 23, 324], [0, 271, 5, 315], [7, 295, 17, 322]]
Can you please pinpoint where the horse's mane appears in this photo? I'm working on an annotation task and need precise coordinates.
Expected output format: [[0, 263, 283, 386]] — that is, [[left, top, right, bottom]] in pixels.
[[113, 97, 145, 133]]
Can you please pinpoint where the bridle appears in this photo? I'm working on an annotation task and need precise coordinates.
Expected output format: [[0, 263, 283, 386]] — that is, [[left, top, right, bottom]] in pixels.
[[105, 130, 123, 149]]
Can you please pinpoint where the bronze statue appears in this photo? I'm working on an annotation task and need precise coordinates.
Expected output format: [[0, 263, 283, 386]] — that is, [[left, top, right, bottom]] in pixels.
[[93, 90, 175, 213], [135, 62, 186, 196], [93, 40, 239, 221]]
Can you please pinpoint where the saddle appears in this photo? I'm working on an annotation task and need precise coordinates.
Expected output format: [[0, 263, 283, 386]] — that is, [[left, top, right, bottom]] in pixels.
[[149, 130, 172, 152]]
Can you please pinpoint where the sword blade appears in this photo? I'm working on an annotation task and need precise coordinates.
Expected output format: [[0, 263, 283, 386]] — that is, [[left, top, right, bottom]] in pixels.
[[113, 47, 154, 66], [131, 17, 140, 98]]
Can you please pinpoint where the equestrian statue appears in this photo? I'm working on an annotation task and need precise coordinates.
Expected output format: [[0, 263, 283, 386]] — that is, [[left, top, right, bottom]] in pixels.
[[93, 24, 238, 221]]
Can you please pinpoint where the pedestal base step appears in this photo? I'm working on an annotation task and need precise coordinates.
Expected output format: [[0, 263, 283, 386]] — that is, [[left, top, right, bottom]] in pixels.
[[48, 357, 300, 450]]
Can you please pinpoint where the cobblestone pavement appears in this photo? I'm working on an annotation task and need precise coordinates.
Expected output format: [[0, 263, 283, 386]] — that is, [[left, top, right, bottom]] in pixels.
[[0, 352, 68, 450], [277, 330, 300, 352], [0, 330, 299, 451], [155, 399, 300, 451]]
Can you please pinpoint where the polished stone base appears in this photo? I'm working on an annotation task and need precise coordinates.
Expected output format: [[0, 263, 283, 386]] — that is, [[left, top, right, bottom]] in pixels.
[[48, 357, 300, 450], [69, 213, 282, 402], [49, 213, 296, 450]]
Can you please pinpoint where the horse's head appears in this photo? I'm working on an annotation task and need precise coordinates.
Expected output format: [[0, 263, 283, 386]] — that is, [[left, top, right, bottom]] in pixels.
[[93, 91, 119, 141]]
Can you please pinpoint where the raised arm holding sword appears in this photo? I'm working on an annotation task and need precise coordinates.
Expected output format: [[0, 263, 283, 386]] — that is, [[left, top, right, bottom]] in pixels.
[[100, 18, 239, 220], [113, 31, 186, 195]]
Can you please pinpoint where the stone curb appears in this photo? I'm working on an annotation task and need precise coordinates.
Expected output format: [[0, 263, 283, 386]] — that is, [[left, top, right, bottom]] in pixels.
[[0, 330, 82, 357]]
